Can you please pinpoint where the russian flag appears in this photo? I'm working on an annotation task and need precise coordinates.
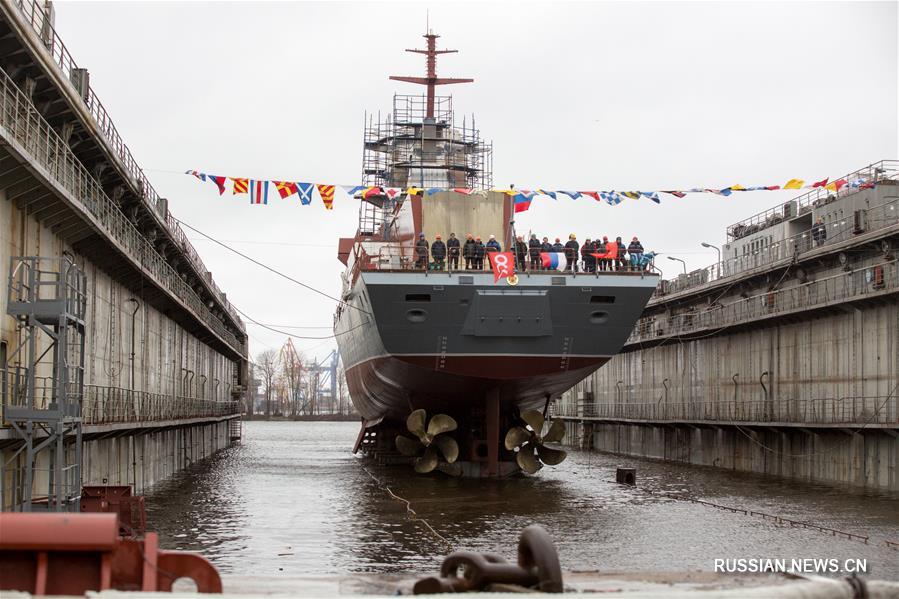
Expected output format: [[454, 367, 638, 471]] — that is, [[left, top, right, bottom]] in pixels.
[[540, 252, 566, 271], [513, 192, 533, 213]]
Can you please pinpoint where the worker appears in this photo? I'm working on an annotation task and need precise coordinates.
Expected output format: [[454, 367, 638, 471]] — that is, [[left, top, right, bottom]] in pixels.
[[541, 236, 553, 254], [474, 236, 486, 270], [564, 234, 579, 272], [515, 235, 528, 271], [431, 235, 447, 270], [462, 234, 476, 270], [528, 234, 542, 270], [582, 238, 595, 273], [552, 238, 564, 253], [812, 217, 827, 246], [415, 233, 429, 269], [598, 236, 610, 271], [485, 234, 502, 253], [446, 232, 461, 270], [616, 236, 627, 271], [628, 236, 644, 270]]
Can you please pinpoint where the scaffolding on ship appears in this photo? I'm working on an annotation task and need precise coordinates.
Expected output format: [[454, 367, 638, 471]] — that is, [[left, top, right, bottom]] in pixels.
[[357, 31, 493, 239]]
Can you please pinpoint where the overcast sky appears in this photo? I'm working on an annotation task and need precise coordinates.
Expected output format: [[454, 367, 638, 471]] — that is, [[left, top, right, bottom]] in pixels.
[[52, 1, 897, 362]]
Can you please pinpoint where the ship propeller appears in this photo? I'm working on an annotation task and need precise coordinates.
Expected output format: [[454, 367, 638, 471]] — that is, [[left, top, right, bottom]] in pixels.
[[395, 409, 460, 474], [504, 410, 567, 474]]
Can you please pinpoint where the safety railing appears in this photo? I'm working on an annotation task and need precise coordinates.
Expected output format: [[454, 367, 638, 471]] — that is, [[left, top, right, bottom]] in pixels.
[[553, 396, 898, 425], [7, 0, 243, 332], [1, 372, 239, 425], [0, 66, 244, 357], [82, 385, 240, 425], [629, 259, 898, 344], [7, 256, 87, 317], [657, 194, 899, 298], [360, 242, 657, 275], [726, 160, 899, 240]]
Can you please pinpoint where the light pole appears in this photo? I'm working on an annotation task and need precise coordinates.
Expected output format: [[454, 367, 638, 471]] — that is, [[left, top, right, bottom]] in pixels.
[[700, 242, 720, 264], [701, 242, 721, 277], [667, 255, 687, 275]]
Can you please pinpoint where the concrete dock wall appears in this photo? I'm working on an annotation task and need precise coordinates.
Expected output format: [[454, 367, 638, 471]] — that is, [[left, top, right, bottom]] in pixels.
[[1, 190, 237, 402], [558, 178, 898, 491], [1, 168, 242, 509], [81, 420, 231, 494], [570, 302, 897, 411], [559, 299, 898, 490], [571, 422, 897, 490]]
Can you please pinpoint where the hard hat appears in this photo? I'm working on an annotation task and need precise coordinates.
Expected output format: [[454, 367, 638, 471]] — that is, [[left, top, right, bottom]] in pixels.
[[435, 235, 441, 239], [569, 234, 576, 239]]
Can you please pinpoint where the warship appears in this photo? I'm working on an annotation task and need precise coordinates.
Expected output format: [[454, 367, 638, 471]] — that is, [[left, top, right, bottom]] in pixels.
[[335, 32, 659, 476]]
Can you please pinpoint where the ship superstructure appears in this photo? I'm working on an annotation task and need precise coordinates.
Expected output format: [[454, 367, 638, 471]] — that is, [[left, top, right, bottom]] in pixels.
[[335, 33, 659, 477]]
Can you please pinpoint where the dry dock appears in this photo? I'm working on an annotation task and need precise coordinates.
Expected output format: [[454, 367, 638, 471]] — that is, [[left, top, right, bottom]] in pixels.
[[558, 162, 899, 490], [0, 0, 248, 509]]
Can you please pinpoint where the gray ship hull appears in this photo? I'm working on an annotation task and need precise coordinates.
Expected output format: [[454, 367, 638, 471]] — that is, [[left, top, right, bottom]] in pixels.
[[334, 269, 659, 422]]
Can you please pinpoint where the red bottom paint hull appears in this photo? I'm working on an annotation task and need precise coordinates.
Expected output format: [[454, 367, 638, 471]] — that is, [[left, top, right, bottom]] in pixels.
[[345, 354, 609, 422]]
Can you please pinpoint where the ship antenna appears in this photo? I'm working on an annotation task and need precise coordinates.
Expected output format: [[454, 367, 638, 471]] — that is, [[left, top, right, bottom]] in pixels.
[[389, 30, 473, 119]]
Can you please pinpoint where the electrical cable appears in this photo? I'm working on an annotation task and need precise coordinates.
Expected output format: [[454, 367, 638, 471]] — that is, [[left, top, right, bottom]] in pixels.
[[234, 304, 370, 341], [174, 218, 371, 316], [245, 323, 333, 330], [188, 238, 336, 249]]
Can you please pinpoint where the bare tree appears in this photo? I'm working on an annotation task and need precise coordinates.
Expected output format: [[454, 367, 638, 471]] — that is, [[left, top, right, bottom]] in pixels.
[[279, 341, 305, 418], [245, 363, 257, 417], [255, 349, 278, 420]]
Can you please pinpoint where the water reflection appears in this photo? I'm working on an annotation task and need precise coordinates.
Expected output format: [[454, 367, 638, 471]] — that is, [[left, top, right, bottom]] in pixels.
[[143, 421, 899, 579]]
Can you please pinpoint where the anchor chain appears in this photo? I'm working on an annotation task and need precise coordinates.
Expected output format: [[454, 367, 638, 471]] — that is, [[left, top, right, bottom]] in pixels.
[[413, 524, 563, 594]]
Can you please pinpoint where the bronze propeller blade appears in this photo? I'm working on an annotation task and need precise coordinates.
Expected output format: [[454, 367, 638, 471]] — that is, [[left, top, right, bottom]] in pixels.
[[520, 409, 545, 435], [537, 444, 567, 466], [426, 413, 458, 438], [395, 435, 422, 457], [434, 435, 460, 464], [406, 409, 427, 441], [516, 447, 542, 474], [504, 426, 531, 450], [543, 419, 566, 444], [414, 446, 439, 473]]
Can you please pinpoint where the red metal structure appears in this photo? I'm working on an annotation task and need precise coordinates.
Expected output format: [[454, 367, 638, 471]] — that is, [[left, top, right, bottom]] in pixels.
[[81, 486, 147, 537], [389, 31, 473, 118], [0, 513, 222, 594]]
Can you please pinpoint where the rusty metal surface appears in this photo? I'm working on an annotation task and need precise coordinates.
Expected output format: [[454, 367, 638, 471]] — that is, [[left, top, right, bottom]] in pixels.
[[0, 513, 222, 594], [81, 486, 147, 537]]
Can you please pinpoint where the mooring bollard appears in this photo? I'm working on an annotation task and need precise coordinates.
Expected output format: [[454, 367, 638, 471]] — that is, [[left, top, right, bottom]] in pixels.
[[616, 467, 636, 486]]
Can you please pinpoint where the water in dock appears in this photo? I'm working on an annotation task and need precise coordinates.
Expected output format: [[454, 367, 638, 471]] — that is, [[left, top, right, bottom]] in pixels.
[[143, 421, 899, 582]]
